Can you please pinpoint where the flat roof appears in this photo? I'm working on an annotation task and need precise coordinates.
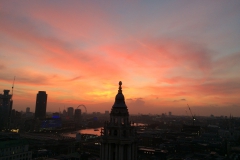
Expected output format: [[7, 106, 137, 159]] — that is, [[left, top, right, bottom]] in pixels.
[[0, 139, 28, 149]]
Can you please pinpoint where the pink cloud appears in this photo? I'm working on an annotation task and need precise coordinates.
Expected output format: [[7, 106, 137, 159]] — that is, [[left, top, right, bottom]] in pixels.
[[1, 1, 240, 115]]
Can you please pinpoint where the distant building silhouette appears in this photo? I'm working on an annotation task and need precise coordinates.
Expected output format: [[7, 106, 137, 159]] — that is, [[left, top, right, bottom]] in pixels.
[[52, 112, 60, 118], [0, 90, 13, 129], [35, 91, 47, 119], [68, 107, 74, 119], [101, 81, 138, 160], [105, 110, 109, 115], [74, 109, 81, 125], [26, 107, 30, 113], [63, 109, 67, 117]]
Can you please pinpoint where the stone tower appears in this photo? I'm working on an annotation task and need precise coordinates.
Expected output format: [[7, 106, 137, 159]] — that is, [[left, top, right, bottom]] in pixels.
[[100, 81, 138, 160]]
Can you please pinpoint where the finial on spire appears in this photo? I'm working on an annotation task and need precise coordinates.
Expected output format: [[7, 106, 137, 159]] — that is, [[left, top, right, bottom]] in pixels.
[[118, 81, 122, 93]]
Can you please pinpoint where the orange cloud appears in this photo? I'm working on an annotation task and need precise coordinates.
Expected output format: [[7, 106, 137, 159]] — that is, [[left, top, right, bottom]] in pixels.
[[1, 1, 240, 115]]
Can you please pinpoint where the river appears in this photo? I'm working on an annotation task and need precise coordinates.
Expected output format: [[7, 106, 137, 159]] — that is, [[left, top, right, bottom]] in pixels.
[[63, 127, 102, 138], [63, 123, 147, 138]]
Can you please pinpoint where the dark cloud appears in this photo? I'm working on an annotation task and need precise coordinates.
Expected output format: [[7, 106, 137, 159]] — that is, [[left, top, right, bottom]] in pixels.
[[173, 98, 186, 102], [127, 98, 146, 114], [127, 98, 143, 101], [135, 98, 145, 105], [65, 76, 82, 82], [0, 72, 52, 86], [127, 98, 145, 107], [194, 79, 240, 95]]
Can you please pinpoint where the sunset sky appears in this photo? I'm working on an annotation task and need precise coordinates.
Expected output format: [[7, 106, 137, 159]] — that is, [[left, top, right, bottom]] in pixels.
[[1, 1, 240, 116]]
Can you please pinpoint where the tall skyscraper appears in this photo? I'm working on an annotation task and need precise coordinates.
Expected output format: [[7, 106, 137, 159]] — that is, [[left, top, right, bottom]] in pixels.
[[67, 107, 74, 118], [0, 90, 13, 130], [35, 91, 47, 119], [101, 81, 138, 160], [74, 109, 82, 125]]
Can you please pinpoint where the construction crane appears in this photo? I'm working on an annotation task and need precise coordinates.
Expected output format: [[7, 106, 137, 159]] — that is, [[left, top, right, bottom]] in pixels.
[[77, 104, 87, 114], [185, 110, 189, 117], [187, 104, 196, 125], [11, 76, 15, 101]]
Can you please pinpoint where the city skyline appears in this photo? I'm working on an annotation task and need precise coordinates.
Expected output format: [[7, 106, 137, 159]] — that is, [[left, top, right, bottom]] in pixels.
[[0, 1, 240, 116]]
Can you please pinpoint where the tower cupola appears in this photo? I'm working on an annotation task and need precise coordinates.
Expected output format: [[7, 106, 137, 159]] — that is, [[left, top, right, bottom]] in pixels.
[[101, 81, 138, 160], [112, 81, 127, 108]]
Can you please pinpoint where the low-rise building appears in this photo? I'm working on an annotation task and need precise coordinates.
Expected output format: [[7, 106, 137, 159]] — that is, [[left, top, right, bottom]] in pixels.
[[0, 139, 32, 160]]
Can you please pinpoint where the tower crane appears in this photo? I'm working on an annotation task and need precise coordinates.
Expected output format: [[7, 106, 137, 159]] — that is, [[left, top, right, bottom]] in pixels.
[[187, 104, 196, 125], [185, 110, 189, 117]]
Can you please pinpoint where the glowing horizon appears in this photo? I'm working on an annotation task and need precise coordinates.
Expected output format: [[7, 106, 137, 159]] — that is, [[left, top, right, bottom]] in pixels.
[[1, 1, 240, 116]]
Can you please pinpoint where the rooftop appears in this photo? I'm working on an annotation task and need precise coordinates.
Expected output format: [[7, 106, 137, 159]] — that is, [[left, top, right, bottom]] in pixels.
[[0, 139, 29, 149]]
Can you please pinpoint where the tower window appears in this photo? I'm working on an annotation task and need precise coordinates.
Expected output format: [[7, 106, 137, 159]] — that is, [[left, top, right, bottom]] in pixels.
[[123, 130, 126, 137], [114, 130, 117, 136]]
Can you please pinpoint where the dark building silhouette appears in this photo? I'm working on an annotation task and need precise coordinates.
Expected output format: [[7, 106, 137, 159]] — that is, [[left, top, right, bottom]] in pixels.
[[101, 81, 138, 160], [74, 109, 81, 119], [35, 91, 47, 119], [26, 107, 30, 113], [68, 107, 74, 119], [0, 90, 13, 129], [74, 109, 82, 125]]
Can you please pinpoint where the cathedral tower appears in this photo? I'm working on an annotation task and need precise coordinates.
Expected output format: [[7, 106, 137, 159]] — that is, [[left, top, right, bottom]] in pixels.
[[100, 81, 138, 160]]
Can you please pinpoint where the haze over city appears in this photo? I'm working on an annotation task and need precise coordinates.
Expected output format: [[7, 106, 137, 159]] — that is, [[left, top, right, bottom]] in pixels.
[[0, 1, 240, 116]]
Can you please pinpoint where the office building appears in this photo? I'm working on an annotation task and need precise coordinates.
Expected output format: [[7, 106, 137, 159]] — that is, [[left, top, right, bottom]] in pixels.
[[74, 109, 81, 124], [52, 112, 60, 118], [74, 109, 81, 118], [35, 91, 47, 119], [68, 107, 74, 118], [101, 81, 138, 160], [0, 139, 32, 160], [0, 90, 13, 130]]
